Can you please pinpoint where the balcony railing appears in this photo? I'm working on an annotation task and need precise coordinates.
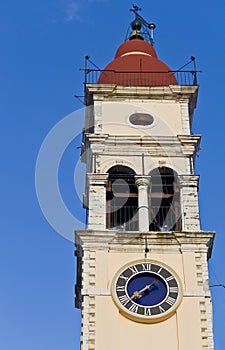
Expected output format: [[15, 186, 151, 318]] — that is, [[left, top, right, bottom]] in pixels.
[[107, 205, 181, 231], [149, 206, 181, 232], [107, 205, 138, 231], [84, 69, 199, 87]]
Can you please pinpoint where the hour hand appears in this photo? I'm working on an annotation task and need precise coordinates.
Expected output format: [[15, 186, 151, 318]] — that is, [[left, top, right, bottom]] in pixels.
[[130, 290, 142, 300], [130, 280, 158, 300]]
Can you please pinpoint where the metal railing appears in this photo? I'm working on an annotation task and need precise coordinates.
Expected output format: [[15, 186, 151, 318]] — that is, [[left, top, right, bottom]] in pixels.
[[84, 69, 199, 86], [107, 204, 181, 231], [149, 205, 181, 231], [108, 205, 138, 231]]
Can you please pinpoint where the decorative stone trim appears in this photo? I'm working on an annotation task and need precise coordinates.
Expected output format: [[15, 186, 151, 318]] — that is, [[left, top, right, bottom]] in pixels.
[[178, 135, 201, 156], [195, 253, 214, 349], [86, 84, 198, 107], [86, 134, 201, 158], [183, 291, 211, 297], [195, 253, 203, 287], [87, 173, 109, 186], [180, 99, 190, 134], [199, 299, 214, 349], [86, 173, 108, 230], [76, 230, 215, 254], [179, 175, 199, 187], [135, 176, 150, 187], [80, 250, 96, 350], [94, 102, 103, 134], [179, 175, 200, 231]]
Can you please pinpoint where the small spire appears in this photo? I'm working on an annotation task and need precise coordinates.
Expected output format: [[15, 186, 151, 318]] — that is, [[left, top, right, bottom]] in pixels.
[[126, 5, 156, 45]]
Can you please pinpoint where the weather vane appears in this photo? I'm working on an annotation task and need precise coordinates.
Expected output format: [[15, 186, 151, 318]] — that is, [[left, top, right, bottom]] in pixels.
[[130, 5, 142, 14]]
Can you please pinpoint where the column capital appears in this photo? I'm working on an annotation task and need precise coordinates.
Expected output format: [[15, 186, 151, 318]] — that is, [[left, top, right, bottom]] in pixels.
[[135, 176, 150, 187], [87, 173, 109, 186], [179, 175, 199, 187]]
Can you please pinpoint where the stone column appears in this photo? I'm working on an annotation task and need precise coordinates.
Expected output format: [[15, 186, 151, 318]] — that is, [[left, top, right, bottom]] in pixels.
[[135, 176, 150, 232], [87, 173, 109, 230], [179, 175, 200, 231]]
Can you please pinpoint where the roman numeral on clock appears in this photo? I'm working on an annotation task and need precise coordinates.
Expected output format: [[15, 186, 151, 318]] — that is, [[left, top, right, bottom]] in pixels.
[[118, 295, 129, 306], [141, 263, 151, 271], [166, 275, 175, 282], [157, 267, 163, 274], [129, 304, 139, 313], [166, 296, 176, 306], [116, 285, 125, 292], [119, 274, 129, 281], [144, 307, 151, 316], [169, 286, 178, 293], [159, 305, 165, 313], [129, 265, 138, 274]]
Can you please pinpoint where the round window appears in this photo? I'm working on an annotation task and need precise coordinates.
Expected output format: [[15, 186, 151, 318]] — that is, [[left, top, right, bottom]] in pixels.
[[129, 113, 154, 126]]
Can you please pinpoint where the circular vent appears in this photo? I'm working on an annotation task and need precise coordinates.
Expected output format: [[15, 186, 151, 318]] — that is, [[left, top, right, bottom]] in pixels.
[[129, 113, 154, 126]]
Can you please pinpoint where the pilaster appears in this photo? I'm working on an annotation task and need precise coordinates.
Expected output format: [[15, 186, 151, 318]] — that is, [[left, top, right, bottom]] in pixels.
[[179, 175, 200, 231], [87, 173, 108, 230], [80, 249, 96, 350], [180, 99, 191, 134]]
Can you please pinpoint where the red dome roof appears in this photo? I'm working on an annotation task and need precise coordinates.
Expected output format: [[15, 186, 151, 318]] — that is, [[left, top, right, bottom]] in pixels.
[[97, 39, 177, 86], [114, 39, 157, 59]]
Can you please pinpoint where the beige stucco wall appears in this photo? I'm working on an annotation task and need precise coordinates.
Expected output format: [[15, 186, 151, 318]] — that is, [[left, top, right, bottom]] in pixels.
[[87, 249, 210, 350], [100, 101, 184, 137], [99, 155, 188, 176], [95, 296, 179, 349]]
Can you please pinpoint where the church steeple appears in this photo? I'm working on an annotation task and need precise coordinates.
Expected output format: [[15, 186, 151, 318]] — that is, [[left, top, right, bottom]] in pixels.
[[75, 7, 215, 350]]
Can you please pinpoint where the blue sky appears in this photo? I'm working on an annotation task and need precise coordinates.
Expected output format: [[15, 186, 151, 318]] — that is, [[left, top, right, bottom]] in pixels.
[[1, 0, 225, 349]]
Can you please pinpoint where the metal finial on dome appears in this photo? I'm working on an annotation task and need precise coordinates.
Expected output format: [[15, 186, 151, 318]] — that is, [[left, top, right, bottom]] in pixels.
[[131, 19, 142, 31], [126, 5, 156, 45], [130, 18, 144, 40]]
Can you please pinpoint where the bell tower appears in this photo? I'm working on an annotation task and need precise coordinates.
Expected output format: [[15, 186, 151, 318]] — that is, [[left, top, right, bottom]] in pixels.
[[75, 8, 215, 350]]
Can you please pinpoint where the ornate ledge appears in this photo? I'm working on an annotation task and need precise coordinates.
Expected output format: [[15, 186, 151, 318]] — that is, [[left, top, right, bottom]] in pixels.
[[75, 230, 215, 258]]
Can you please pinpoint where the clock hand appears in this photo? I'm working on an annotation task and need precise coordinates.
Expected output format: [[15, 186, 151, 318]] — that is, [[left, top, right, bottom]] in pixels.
[[130, 280, 158, 300], [130, 284, 152, 300]]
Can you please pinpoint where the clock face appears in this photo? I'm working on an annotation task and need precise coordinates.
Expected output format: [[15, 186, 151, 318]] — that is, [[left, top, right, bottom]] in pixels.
[[111, 260, 182, 323]]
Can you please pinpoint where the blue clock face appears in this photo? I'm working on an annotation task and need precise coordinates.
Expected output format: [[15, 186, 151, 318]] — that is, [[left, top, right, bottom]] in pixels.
[[113, 261, 181, 323], [127, 272, 167, 306]]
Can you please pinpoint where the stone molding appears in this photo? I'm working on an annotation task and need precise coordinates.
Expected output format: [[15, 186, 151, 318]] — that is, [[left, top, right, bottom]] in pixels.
[[179, 174, 199, 187], [87, 173, 109, 186], [85, 84, 198, 119], [80, 250, 96, 350], [75, 230, 215, 256], [85, 84, 198, 103], [85, 134, 201, 158], [135, 176, 150, 187]]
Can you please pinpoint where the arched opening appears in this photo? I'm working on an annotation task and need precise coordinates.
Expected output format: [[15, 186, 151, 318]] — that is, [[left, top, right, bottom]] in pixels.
[[106, 165, 138, 230], [149, 167, 181, 231]]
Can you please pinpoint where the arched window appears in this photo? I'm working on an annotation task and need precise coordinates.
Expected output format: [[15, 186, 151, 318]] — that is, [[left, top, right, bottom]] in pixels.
[[106, 165, 138, 231], [149, 167, 181, 231]]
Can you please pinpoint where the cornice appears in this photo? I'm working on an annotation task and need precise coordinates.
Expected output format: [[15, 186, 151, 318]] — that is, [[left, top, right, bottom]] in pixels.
[[75, 230, 215, 257], [85, 134, 201, 157], [85, 84, 198, 103]]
